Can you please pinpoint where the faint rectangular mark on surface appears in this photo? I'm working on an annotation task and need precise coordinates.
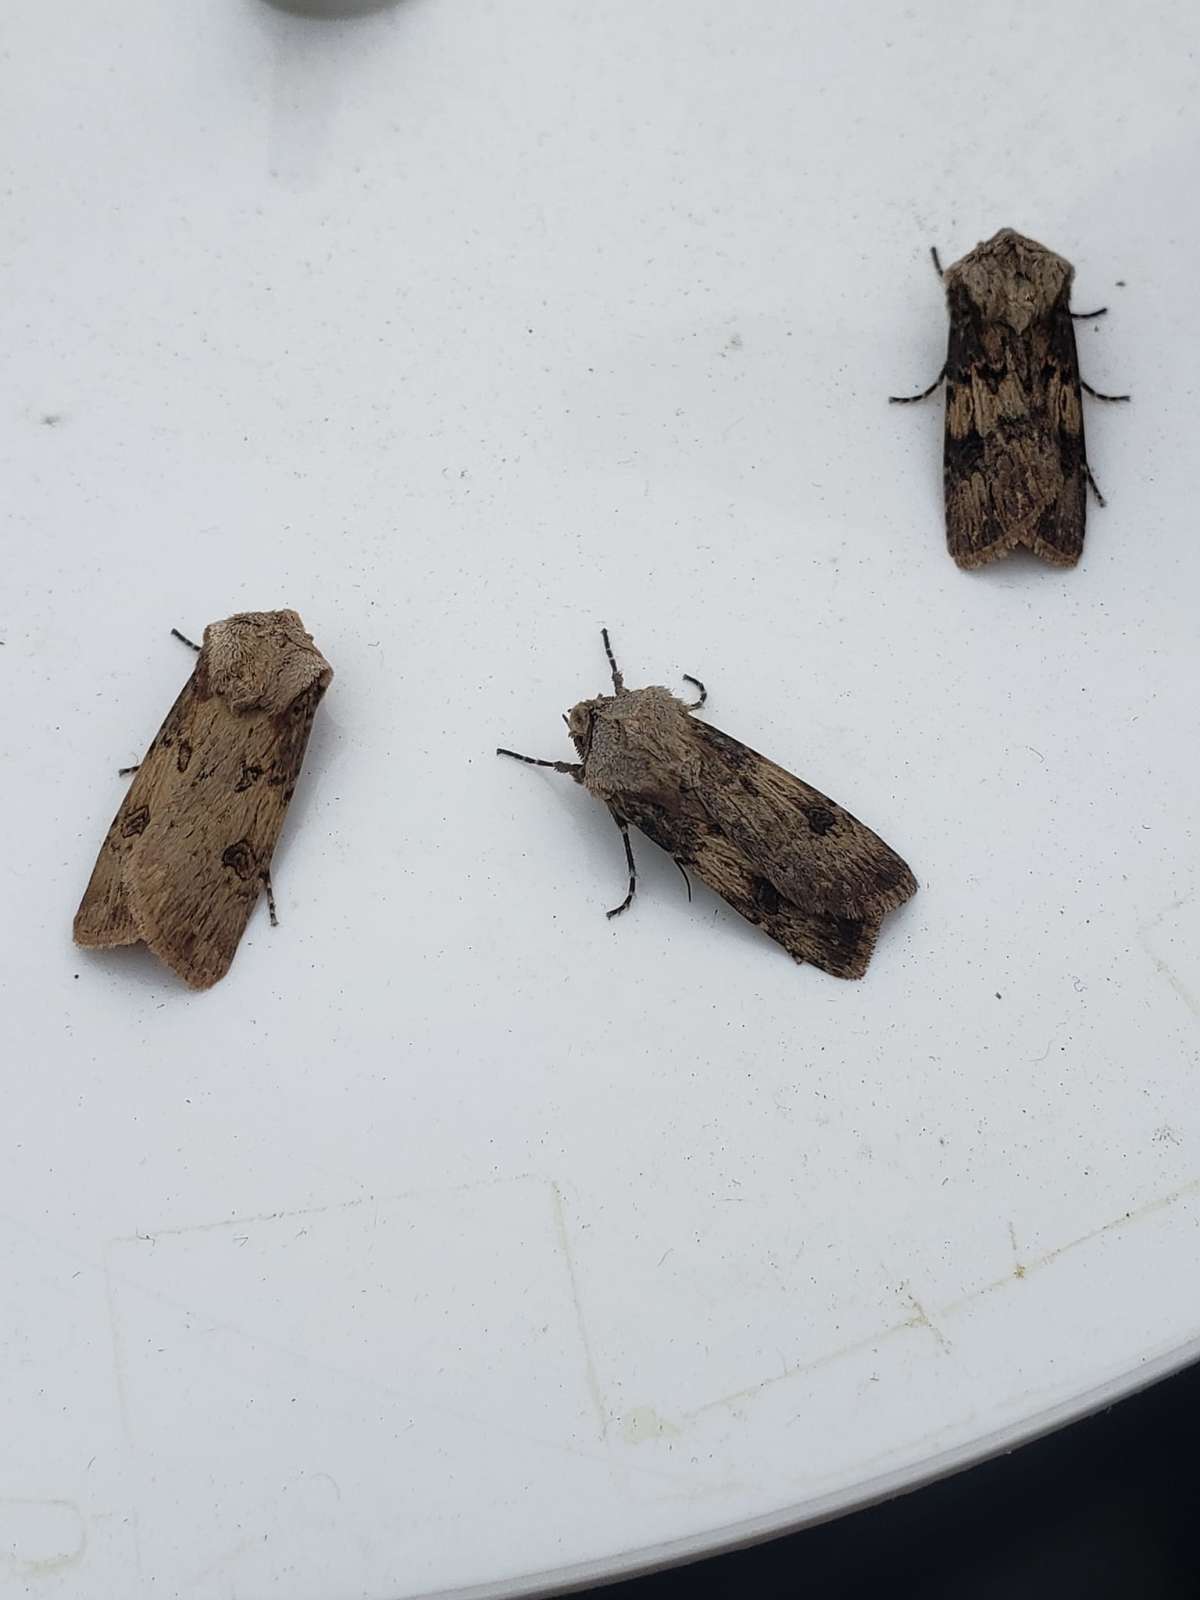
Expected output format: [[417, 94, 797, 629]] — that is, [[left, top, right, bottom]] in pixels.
[[901, 1285, 952, 1353], [103, 1174, 617, 1592], [551, 1179, 609, 1441], [683, 1176, 1200, 1424], [0, 1498, 87, 1578]]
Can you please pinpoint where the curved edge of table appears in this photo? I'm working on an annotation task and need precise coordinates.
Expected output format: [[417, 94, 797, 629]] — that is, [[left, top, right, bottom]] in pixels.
[[444, 1332, 1200, 1600]]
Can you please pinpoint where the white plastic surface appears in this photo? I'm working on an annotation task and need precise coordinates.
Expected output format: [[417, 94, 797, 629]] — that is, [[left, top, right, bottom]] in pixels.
[[3, 3, 1199, 1596]]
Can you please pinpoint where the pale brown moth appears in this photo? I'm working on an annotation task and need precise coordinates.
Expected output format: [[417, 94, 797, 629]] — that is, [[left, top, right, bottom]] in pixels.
[[498, 631, 915, 978], [891, 228, 1128, 569], [74, 610, 332, 990]]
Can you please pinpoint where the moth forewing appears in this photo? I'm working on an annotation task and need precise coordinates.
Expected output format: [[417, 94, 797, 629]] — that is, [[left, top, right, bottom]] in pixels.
[[499, 633, 915, 978], [74, 609, 332, 990], [893, 228, 1127, 569]]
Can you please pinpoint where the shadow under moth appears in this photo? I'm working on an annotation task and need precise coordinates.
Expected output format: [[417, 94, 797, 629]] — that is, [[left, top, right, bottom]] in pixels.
[[891, 227, 1128, 569], [74, 610, 332, 990], [497, 631, 916, 978]]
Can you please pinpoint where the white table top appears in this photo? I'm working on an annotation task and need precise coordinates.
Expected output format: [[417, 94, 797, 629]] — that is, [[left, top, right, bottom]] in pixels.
[[4, 2, 1199, 1595]]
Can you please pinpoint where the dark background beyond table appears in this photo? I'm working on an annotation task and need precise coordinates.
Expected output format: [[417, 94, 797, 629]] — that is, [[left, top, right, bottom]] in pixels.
[[598, 1359, 1200, 1599]]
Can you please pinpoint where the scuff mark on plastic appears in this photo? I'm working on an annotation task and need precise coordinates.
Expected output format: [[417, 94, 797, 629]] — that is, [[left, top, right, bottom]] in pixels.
[[551, 1181, 609, 1442]]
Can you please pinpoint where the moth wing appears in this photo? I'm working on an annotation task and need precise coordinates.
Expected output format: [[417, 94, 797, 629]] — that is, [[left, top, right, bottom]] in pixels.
[[688, 721, 916, 917], [943, 298, 1085, 569], [943, 302, 1015, 568], [74, 673, 325, 989], [662, 814, 892, 979], [73, 679, 194, 953], [71, 803, 143, 948], [1024, 307, 1086, 568], [615, 719, 915, 979]]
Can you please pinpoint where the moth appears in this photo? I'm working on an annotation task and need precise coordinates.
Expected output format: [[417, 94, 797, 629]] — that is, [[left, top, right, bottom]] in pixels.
[[74, 610, 332, 990], [497, 631, 916, 978], [891, 227, 1128, 569]]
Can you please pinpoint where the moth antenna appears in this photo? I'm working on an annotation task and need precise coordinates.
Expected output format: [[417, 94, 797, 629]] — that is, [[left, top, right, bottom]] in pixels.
[[600, 627, 625, 694], [930, 246, 944, 279], [889, 365, 946, 404], [171, 628, 201, 652], [682, 673, 707, 710], [675, 859, 693, 902], [1072, 306, 1107, 320], [496, 747, 582, 777]]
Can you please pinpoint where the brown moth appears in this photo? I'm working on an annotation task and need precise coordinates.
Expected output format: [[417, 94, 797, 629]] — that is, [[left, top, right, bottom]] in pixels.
[[74, 610, 332, 990], [891, 227, 1128, 569], [498, 631, 915, 978]]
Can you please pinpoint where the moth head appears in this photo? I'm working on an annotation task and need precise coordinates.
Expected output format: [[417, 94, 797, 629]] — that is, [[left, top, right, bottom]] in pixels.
[[948, 228, 1073, 333], [565, 695, 610, 762], [576, 680, 687, 741], [203, 609, 333, 715]]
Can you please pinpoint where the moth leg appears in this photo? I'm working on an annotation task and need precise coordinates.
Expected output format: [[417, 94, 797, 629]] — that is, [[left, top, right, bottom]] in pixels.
[[600, 627, 625, 693], [682, 672, 707, 710], [675, 859, 693, 902], [496, 747, 583, 778], [930, 246, 944, 278], [260, 870, 279, 927], [889, 365, 946, 404], [605, 814, 637, 920], [1081, 379, 1130, 402], [170, 628, 202, 652], [118, 763, 140, 776], [1084, 464, 1108, 507], [1072, 306, 1107, 320]]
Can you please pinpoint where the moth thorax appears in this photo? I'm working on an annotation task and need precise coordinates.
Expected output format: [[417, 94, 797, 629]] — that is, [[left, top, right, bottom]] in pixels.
[[205, 612, 331, 714], [950, 229, 1072, 332], [577, 686, 689, 800]]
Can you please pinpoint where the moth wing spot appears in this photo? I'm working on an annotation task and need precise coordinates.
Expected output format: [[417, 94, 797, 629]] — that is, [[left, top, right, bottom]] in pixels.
[[1036, 501, 1061, 540], [752, 876, 782, 916], [833, 916, 869, 960], [120, 806, 150, 838], [234, 763, 264, 793], [805, 805, 836, 836], [221, 839, 258, 880]]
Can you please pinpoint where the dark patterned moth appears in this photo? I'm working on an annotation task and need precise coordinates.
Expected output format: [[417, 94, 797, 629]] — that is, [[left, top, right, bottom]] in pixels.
[[498, 631, 915, 978], [74, 610, 332, 990], [891, 227, 1128, 569]]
